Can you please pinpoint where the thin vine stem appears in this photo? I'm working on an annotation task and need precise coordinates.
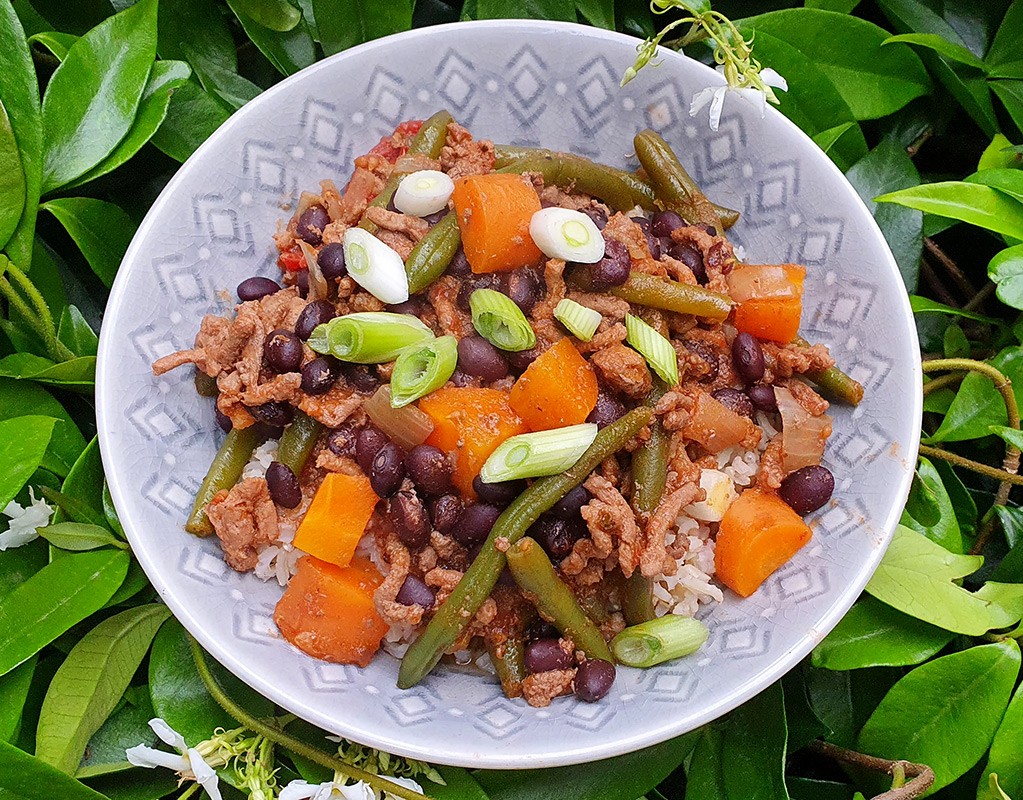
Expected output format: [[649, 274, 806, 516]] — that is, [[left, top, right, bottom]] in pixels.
[[187, 635, 432, 800], [919, 445, 1023, 486], [922, 372, 964, 397], [808, 740, 935, 800], [0, 261, 75, 362]]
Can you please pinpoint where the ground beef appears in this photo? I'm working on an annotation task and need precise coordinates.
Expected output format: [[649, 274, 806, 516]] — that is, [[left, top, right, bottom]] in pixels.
[[428, 275, 473, 338], [575, 321, 628, 354], [781, 378, 830, 416], [590, 343, 652, 399], [763, 341, 835, 381], [603, 213, 665, 277], [567, 291, 630, 320], [440, 122, 496, 179], [654, 390, 692, 432], [297, 382, 363, 428], [522, 669, 576, 708], [206, 478, 278, 572], [669, 226, 736, 294], [757, 436, 786, 490], [375, 530, 425, 627], [569, 475, 642, 579], [640, 482, 700, 578]]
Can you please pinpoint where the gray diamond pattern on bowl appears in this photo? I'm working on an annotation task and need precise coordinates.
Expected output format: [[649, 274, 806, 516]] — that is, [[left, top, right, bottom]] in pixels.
[[97, 21, 921, 768]]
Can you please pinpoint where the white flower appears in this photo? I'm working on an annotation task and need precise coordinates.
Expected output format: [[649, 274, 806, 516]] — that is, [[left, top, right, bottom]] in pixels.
[[280, 777, 422, 800], [126, 719, 223, 800], [1, 488, 52, 550], [689, 66, 788, 131]]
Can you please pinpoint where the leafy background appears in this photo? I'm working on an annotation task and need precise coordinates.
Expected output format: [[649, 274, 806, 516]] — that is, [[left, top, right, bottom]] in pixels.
[[1, 0, 1023, 799]]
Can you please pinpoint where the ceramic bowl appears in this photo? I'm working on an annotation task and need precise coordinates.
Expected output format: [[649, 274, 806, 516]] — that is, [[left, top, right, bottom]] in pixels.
[[97, 20, 922, 768]]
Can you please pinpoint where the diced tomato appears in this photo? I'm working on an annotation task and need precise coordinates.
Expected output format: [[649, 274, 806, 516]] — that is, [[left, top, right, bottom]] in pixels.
[[367, 119, 425, 163], [277, 248, 306, 273]]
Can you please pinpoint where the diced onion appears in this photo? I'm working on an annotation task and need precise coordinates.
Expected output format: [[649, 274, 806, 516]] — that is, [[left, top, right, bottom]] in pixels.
[[469, 288, 537, 352], [365, 385, 435, 450], [390, 335, 458, 408], [625, 314, 679, 386], [775, 386, 832, 473], [726, 264, 802, 303], [554, 298, 602, 341], [307, 312, 433, 363], [394, 170, 455, 217], [342, 227, 409, 304], [683, 392, 750, 454], [480, 423, 598, 483], [296, 240, 329, 300], [684, 469, 738, 522], [529, 207, 606, 263]]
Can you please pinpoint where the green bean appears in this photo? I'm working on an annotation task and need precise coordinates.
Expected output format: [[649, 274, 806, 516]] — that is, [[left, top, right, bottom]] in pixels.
[[397, 406, 653, 688], [360, 110, 455, 232], [506, 537, 613, 662], [634, 129, 719, 226], [498, 153, 653, 212], [623, 572, 657, 626], [485, 636, 526, 698], [194, 372, 218, 398], [186, 425, 263, 535], [405, 213, 461, 293], [568, 266, 732, 321], [277, 411, 322, 476], [792, 336, 864, 406]]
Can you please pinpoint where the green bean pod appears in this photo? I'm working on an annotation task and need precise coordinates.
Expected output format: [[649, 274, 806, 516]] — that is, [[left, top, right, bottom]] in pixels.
[[485, 636, 526, 698], [277, 411, 322, 476], [634, 129, 719, 226], [194, 372, 218, 398], [186, 425, 263, 535], [569, 266, 732, 321], [360, 110, 455, 232], [506, 537, 613, 662], [623, 572, 657, 626], [397, 406, 653, 689], [405, 213, 461, 293], [792, 336, 864, 406], [498, 153, 652, 212]]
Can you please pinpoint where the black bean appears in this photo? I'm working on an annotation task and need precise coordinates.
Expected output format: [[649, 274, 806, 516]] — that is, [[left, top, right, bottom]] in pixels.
[[264, 328, 303, 373], [505, 267, 544, 314], [342, 363, 380, 393], [586, 392, 626, 428], [387, 297, 427, 316], [370, 441, 406, 497], [581, 205, 608, 230], [531, 515, 585, 559], [326, 421, 360, 458], [633, 216, 652, 233], [732, 332, 766, 384], [590, 238, 631, 290], [296, 205, 329, 246], [405, 445, 453, 495], [472, 475, 526, 507], [550, 485, 590, 519], [295, 300, 336, 341], [524, 638, 572, 673], [667, 241, 707, 284], [429, 494, 463, 534], [779, 465, 835, 515], [632, 217, 660, 260], [237, 276, 280, 302], [748, 383, 777, 412], [701, 224, 718, 237], [266, 461, 302, 508], [457, 335, 509, 381], [506, 346, 540, 374], [215, 406, 232, 433], [574, 659, 615, 702], [301, 357, 338, 395], [526, 620, 560, 642], [355, 425, 390, 473], [712, 387, 753, 418], [249, 401, 293, 427], [447, 247, 471, 278], [294, 269, 309, 298], [456, 273, 503, 311], [317, 242, 347, 280], [450, 502, 502, 546], [448, 370, 475, 388], [497, 565, 517, 587], [423, 210, 447, 226], [651, 210, 685, 238], [388, 489, 431, 549], [395, 575, 436, 608]]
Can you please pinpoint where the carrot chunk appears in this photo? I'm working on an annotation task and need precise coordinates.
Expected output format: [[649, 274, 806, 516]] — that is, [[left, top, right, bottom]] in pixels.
[[273, 555, 387, 667], [451, 173, 544, 274], [509, 338, 599, 431], [728, 264, 805, 344], [292, 473, 377, 568], [714, 488, 812, 597], [419, 387, 527, 497]]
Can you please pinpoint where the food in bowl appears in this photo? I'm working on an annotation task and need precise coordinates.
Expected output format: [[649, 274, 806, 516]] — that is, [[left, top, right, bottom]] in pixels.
[[152, 111, 862, 708]]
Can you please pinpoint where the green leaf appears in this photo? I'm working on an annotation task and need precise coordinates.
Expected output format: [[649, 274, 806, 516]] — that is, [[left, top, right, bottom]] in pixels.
[[782, 666, 830, 751], [576, 0, 615, 29], [0, 656, 36, 742], [883, 33, 987, 70], [975, 582, 1023, 629], [901, 456, 965, 552], [969, 168, 1023, 206], [0, 377, 85, 478], [39, 523, 124, 552], [314, 0, 415, 56], [0, 549, 128, 677], [0, 737, 111, 800], [182, 44, 259, 110], [66, 59, 193, 189], [811, 595, 953, 670], [812, 122, 855, 155], [990, 245, 1023, 310], [0, 414, 55, 508], [876, 182, 1023, 241], [77, 689, 156, 777], [39, 487, 106, 528], [476, 0, 575, 21], [28, 30, 78, 61], [932, 458, 978, 537], [57, 437, 105, 524], [57, 306, 98, 359], [426, 767, 489, 800], [39, 0, 158, 192], [0, 1, 42, 268], [845, 138, 923, 291], [0, 99, 27, 253], [931, 346, 1023, 442], [806, 0, 860, 11], [0, 540, 46, 602], [150, 79, 230, 163], [232, 0, 302, 31], [102, 482, 124, 539], [35, 604, 170, 774], [104, 558, 149, 608], [909, 294, 1005, 326], [739, 9, 931, 120], [992, 80, 1023, 138], [986, 0, 1023, 69], [858, 640, 1021, 794], [980, 681, 1023, 800], [979, 134, 1023, 172], [944, 323, 970, 358], [42, 198, 136, 288], [226, 0, 316, 76], [990, 424, 1023, 451], [157, 0, 237, 73]]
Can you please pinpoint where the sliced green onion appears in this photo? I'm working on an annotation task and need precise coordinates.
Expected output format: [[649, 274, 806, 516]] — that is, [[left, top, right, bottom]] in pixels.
[[625, 313, 679, 387], [611, 615, 708, 668], [479, 423, 597, 483], [553, 298, 601, 341], [390, 335, 458, 408], [529, 207, 605, 263], [469, 288, 537, 352], [308, 312, 433, 364], [394, 170, 455, 217], [342, 227, 409, 305]]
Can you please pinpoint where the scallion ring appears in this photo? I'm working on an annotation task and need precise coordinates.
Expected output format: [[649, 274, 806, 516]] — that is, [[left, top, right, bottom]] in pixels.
[[308, 312, 433, 364], [529, 207, 606, 263], [610, 615, 709, 668], [389, 335, 458, 408], [394, 170, 455, 217], [469, 288, 537, 352], [342, 227, 410, 305], [553, 298, 602, 341], [625, 313, 679, 386], [479, 423, 598, 483]]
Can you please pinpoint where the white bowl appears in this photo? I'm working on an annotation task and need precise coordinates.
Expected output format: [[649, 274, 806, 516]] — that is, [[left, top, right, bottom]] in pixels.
[[97, 20, 922, 769]]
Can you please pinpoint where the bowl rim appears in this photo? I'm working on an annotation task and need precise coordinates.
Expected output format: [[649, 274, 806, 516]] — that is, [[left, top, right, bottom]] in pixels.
[[97, 18, 923, 768]]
